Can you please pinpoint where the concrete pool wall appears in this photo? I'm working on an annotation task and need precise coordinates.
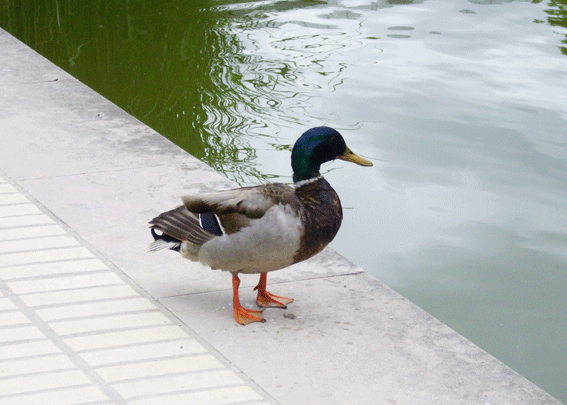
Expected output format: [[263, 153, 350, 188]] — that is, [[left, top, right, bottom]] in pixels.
[[0, 28, 562, 404]]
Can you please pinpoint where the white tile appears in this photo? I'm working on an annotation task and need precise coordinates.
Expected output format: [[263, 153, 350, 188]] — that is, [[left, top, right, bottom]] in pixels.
[[0, 340, 61, 360], [0, 311, 31, 326], [97, 354, 223, 382], [8, 272, 123, 294], [0, 246, 94, 267], [0, 297, 17, 311], [129, 386, 264, 405], [0, 224, 66, 241], [65, 325, 189, 352], [0, 354, 75, 378], [0, 258, 107, 280], [36, 297, 157, 321], [0, 193, 29, 204], [0, 369, 91, 396], [1, 385, 109, 405], [0, 325, 45, 343], [0, 214, 54, 228], [19, 284, 139, 307], [0, 236, 79, 253], [49, 311, 172, 336], [0, 204, 41, 217], [81, 339, 208, 366], [0, 183, 17, 193], [113, 369, 243, 399]]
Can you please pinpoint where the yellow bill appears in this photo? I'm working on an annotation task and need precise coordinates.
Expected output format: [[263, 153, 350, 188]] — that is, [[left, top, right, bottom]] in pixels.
[[337, 147, 373, 167]]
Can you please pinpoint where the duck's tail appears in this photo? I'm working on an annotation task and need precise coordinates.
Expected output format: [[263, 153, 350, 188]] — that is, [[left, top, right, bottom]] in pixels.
[[148, 206, 221, 255], [148, 229, 182, 252]]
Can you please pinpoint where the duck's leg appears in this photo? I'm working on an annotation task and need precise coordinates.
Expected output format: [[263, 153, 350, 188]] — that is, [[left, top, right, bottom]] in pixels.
[[254, 272, 294, 309], [232, 273, 264, 325]]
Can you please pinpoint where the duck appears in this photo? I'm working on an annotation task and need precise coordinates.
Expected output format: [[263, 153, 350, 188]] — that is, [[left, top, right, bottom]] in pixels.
[[149, 126, 373, 325]]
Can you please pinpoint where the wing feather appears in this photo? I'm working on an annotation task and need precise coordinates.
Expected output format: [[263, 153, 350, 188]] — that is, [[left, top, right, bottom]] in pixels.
[[149, 206, 216, 246], [151, 183, 301, 248], [182, 183, 297, 220]]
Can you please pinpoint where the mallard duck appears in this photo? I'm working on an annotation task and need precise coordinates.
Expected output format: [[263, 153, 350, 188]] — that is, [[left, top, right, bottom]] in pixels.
[[149, 126, 372, 325]]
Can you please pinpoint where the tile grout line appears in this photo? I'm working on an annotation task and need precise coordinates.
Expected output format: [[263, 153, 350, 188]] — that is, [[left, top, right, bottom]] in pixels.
[[0, 170, 128, 403], [0, 278, 128, 404], [0, 171, 275, 404], [0, 172, 148, 403]]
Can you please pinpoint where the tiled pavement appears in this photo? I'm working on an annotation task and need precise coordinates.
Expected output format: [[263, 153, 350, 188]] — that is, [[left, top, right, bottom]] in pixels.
[[0, 173, 271, 405]]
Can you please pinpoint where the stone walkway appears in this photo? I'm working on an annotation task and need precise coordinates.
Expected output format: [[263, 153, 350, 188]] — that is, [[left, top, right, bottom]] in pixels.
[[0, 173, 270, 404]]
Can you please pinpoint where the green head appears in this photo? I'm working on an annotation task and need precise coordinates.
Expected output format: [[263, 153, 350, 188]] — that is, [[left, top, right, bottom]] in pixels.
[[291, 126, 373, 182]]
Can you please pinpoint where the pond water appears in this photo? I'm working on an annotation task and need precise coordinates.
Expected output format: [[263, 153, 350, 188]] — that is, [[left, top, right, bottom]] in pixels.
[[2, 0, 566, 401]]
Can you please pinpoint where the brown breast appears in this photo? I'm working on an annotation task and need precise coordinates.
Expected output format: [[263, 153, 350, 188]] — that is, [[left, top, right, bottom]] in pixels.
[[293, 178, 343, 263]]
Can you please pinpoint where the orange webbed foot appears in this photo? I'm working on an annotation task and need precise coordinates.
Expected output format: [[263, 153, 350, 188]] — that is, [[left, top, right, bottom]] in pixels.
[[232, 273, 265, 325], [254, 273, 294, 309], [233, 305, 265, 325], [255, 289, 294, 309]]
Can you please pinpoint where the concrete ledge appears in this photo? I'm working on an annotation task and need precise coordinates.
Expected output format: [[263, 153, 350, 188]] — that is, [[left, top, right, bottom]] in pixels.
[[0, 28, 561, 404]]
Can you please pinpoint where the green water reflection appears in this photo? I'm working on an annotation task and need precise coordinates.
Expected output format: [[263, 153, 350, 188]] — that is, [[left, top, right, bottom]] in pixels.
[[535, 0, 567, 54], [3, 0, 566, 183], [0, 0, 327, 183]]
